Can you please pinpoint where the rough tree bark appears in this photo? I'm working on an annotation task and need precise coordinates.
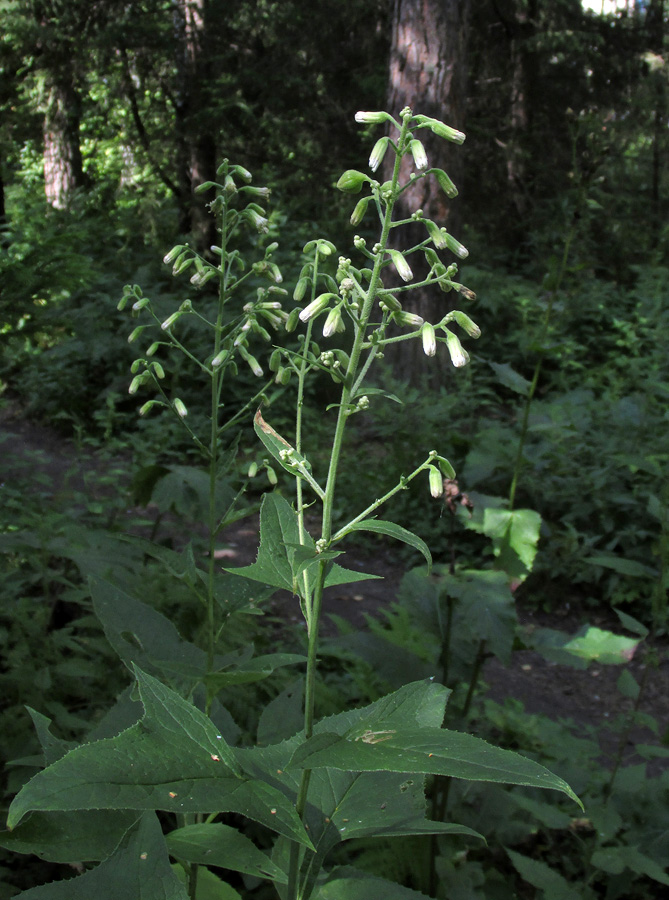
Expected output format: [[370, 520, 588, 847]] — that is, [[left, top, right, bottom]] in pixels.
[[383, 0, 472, 382], [43, 73, 85, 209], [173, 0, 218, 248]]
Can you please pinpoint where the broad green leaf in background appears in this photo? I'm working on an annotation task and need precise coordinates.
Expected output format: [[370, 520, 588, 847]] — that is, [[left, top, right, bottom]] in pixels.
[[316, 866, 434, 899], [488, 361, 531, 396], [441, 570, 516, 665], [172, 865, 242, 900], [90, 576, 209, 682], [205, 652, 305, 689], [8, 666, 312, 848], [591, 846, 669, 887], [257, 678, 304, 745], [166, 823, 287, 883], [483, 507, 542, 581], [10, 812, 188, 900], [614, 607, 649, 638], [586, 555, 657, 578], [507, 848, 581, 900], [527, 625, 639, 668], [563, 626, 639, 664]]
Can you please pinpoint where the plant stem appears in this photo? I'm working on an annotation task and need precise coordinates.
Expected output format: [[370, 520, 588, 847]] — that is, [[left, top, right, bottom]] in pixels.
[[508, 227, 575, 510], [286, 112, 412, 900]]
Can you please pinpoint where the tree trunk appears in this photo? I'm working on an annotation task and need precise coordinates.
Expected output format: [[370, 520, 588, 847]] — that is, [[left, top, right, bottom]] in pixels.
[[43, 75, 84, 209], [384, 0, 472, 382], [647, 0, 665, 244], [173, 0, 218, 248]]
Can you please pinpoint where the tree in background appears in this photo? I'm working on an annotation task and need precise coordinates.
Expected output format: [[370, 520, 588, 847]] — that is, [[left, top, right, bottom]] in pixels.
[[383, 0, 472, 380]]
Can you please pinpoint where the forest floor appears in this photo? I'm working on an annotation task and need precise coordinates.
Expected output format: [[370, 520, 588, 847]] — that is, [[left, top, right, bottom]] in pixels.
[[2, 399, 668, 776]]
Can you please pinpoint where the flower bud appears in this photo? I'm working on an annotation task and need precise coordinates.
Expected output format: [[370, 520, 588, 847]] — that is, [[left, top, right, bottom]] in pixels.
[[299, 293, 334, 323], [276, 367, 292, 385], [388, 250, 413, 283], [269, 348, 282, 372], [211, 349, 230, 368], [336, 169, 369, 194], [428, 465, 444, 498], [323, 305, 345, 338], [247, 461, 258, 478], [245, 208, 269, 233], [443, 233, 469, 259], [444, 329, 470, 368], [350, 195, 371, 226], [421, 322, 437, 357], [453, 310, 481, 338], [194, 181, 218, 194], [416, 116, 466, 144], [151, 361, 165, 379], [355, 110, 391, 124], [238, 344, 263, 377], [147, 342, 160, 356], [232, 164, 253, 183], [128, 375, 143, 395], [132, 297, 150, 312], [139, 400, 159, 416], [163, 245, 184, 265], [173, 398, 188, 417], [161, 312, 181, 331], [393, 310, 424, 329], [285, 308, 301, 332], [266, 465, 278, 486], [127, 326, 147, 343], [368, 136, 390, 173], [425, 220, 447, 250], [433, 168, 458, 199], [409, 139, 428, 170], [378, 292, 402, 312], [453, 282, 477, 302]]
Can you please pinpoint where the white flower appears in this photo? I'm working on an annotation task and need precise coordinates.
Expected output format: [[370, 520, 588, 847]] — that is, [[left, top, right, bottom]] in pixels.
[[388, 250, 413, 283], [421, 322, 437, 357]]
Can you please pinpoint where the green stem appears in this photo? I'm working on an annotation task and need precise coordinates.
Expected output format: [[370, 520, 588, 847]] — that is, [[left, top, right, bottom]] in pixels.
[[286, 113, 413, 900], [508, 227, 575, 510], [603, 645, 655, 801], [331, 456, 433, 543], [461, 638, 487, 719], [205, 190, 230, 701]]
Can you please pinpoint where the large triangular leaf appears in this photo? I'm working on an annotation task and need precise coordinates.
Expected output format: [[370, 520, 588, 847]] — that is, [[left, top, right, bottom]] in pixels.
[[276, 681, 580, 808], [0, 810, 139, 864], [166, 823, 287, 883], [90, 576, 208, 682], [12, 812, 188, 900], [8, 667, 312, 848], [226, 494, 379, 592], [238, 682, 479, 900], [287, 729, 580, 805]]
